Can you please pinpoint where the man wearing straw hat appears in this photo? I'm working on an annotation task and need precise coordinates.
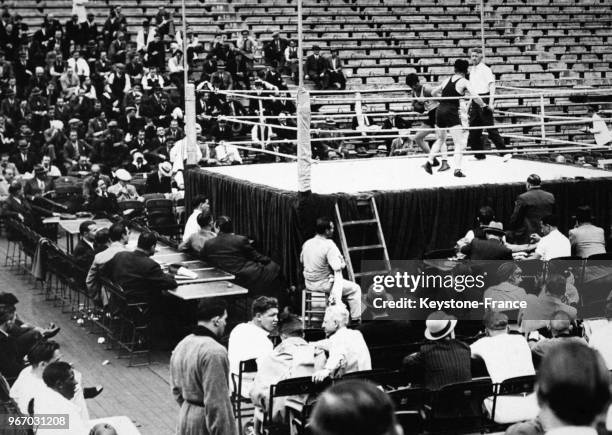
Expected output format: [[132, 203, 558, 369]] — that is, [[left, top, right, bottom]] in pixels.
[[402, 311, 471, 390]]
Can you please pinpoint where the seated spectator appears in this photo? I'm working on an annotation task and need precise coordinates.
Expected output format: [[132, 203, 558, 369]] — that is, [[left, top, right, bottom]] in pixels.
[[86, 222, 129, 301], [31, 362, 89, 434], [264, 31, 287, 67], [209, 117, 234, 142], [530, 215, 570, 261], [106, 232, 177, 304], [587, 301, 612, 369], [72, 220, 97, 269], [569, 205, 605, 258], [178, 212, 215, 253], [228, 296, 278, 397], [145, 162, 173, 194], [2, 181, 56, 236], [508, 174, 555, 244], [471, 312, 537, 424], [11, 139, 37, 174], [108, 169, 141, 202], [301, 217, 362, 321], [506, 342, 610, 435], [10, 341, 91, 422], [251, 313, 315, 426], [59, 67, 80, 98], [214, 140, 243, 165], [63, 133, 92, 172], [471, 311, 535, 382], [201, 216, 284, 297], [87, 177, 119, 217], [456, 205, 497, 248], [310, 379, 402, 435], [460, 222, 513, 260], [125, 151, 150, 174], [82, 164, 111, 200], [41, 154, 61, 178], [519, 274, 577, 333], [312, 305, 371, 382], [182, 195, 210, 244], [327, 48, 346, 90], [23, 164, 55, 199], [528, 310, 586, 361], [304, 46, 328, 90], [483, 263, 528, 312], [402, 311, 471, 390]]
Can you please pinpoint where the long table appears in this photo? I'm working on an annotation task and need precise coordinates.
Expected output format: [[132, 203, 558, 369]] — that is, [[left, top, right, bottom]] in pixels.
[[53, 218, 248, 300]]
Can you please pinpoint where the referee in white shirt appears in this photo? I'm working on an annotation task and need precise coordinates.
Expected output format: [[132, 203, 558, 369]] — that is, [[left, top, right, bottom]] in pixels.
[[468, 48, 509, 160]]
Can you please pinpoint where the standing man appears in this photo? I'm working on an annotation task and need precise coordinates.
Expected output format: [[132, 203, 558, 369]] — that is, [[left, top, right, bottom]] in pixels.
[[422, 59, 488, 177], [467, 48, 510, 160], [508, 174, 555, 244], [170, 298, 237, 435], [301, 217, 361, 322]]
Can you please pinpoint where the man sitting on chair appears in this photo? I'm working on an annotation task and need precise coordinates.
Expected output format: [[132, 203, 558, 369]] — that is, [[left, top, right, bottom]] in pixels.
[[300, 217, 361, 322]]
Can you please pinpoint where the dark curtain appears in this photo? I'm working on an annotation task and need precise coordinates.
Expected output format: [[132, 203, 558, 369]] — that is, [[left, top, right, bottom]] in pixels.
[[186, 168, 612, 285]]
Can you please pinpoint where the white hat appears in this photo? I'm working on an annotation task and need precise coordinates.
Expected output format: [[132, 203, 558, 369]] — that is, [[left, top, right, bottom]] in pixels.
[[159, 161, 173, 176], [424, 311, 457, 341], [114, 168, 132, 181]]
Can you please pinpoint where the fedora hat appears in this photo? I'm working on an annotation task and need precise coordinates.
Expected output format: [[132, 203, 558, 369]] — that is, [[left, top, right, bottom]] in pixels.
[[424, 311, 457, 341], [159, 161, 172, 177], [114, 168, 132, 181], [324, 117, 336, 126], [483, 221, 505, 237]]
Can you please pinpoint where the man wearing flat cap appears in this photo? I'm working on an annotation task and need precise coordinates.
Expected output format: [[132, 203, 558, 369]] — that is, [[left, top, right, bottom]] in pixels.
[[250, 313, 315, 425], [264, 31, 288, 68]]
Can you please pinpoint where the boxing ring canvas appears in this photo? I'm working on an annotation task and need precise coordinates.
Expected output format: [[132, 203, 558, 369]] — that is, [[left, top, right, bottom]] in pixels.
[[186, 156, 612, 284]]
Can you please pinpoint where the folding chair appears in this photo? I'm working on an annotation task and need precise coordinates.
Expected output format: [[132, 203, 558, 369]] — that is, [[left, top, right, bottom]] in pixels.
[[231, 358, 258, 435]]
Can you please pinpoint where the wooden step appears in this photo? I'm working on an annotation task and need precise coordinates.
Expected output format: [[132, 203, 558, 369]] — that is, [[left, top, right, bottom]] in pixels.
[[342, 219, 377, 226], [348, 244, 385, 252]]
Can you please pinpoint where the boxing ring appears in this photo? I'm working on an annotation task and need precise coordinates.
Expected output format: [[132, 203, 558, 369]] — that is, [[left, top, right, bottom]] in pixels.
[[185, 85, 612, 284], [186, 157, 612, 284]]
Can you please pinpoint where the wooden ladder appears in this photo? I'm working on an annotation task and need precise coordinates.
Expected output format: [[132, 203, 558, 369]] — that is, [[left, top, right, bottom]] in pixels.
[[334, 196, 391, 285]]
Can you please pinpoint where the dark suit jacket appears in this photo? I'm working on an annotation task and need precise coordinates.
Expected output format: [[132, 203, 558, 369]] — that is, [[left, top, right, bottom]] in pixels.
[[10, 151, 37, 174], [200, 232, 273, 283], [23, 177, 55, 198], [460, 238, 513, 261], [200, 233, 270, 273], [402, 339, 471, 390], [73, 240, 95, 269], [0, 332, 24, 384], [106, 250, 177, 302], [145, 172, 172, 194], [305, 55, 327, 76], [509, 188, 555, 243]]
